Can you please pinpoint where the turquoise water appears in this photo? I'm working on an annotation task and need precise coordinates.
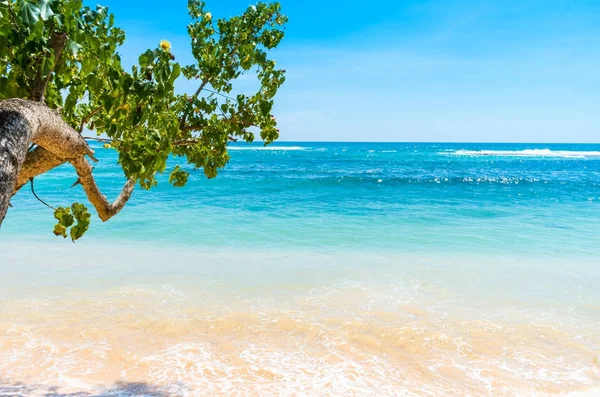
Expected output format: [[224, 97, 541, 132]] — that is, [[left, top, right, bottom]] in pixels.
[[4, 142, 600, 256], [1, 143, 600, 395], [3, 142, 600, 317]]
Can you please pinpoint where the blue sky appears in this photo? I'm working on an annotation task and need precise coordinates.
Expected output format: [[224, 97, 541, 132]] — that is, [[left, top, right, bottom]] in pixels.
[[91, 0, 600, 142]]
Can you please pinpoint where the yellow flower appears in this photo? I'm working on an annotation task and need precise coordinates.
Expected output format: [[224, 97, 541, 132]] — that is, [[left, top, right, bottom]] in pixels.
[[205, 12, 212, 20], [160, 40, 171, 52], [103, 143, 111, 149]]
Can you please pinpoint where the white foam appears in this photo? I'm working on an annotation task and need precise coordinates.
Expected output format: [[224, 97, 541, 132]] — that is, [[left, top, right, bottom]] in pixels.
[[228, 146, 308, 151], [565, 387, 600, 396], [446, 149, 600, 158]]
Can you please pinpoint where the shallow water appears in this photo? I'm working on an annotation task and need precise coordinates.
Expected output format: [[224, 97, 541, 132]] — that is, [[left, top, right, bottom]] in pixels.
[[1, 143, 600, 395]]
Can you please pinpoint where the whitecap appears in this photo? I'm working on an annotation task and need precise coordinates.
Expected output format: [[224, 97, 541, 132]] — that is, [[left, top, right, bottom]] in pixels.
[[228, 146, 309, 151], [444, 149, 600, 159]]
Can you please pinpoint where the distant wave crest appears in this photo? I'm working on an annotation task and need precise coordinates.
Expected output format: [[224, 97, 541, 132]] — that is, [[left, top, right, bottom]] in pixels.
[[228, 146, 308, 151], [446, 149, 600, 158], [308, 175, 567, 186]]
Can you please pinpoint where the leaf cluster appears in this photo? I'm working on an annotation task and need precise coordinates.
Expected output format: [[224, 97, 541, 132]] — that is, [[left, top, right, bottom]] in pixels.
[[1, 0, 287, 240], [1, 0, 287, 188], [53, 202, 91, 241]]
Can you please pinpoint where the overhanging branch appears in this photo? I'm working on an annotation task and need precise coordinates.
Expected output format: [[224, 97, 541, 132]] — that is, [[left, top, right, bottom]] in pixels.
[[69, 156, 135, 222], [14, 147, 66, 195]]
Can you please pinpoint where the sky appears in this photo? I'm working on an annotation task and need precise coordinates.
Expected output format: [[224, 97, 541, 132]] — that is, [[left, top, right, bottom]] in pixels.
[[88, 0, 600, 142]]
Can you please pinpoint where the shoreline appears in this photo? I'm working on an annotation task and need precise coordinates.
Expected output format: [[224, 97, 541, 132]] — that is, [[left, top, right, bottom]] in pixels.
[[1, 239, 598, 319]]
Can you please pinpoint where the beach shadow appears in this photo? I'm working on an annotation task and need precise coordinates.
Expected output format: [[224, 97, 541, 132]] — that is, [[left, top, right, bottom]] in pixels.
[[0, 381, 170, 397]]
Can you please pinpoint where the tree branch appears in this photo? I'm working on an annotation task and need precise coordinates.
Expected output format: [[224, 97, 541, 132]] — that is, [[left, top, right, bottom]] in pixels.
[[172, 139, 200, 146], [181, 124, 205, 132], [30, 32, 68, 102], [6, 2, 22, 36], [13, 147, 66, 195], [11, 99, 97, 160], [82, 136, 111, 143], [79, 104, 104, 133], [193, 78, 211, 100], [178, 39, 245, 130], [69, 156, 135, 222], [201, 88, 236, 101], [179, 78, 211, 129], [173, 135, 237, 146]]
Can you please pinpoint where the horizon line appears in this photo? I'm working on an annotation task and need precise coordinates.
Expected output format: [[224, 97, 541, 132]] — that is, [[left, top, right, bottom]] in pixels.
[[241, 140, 600, 145]]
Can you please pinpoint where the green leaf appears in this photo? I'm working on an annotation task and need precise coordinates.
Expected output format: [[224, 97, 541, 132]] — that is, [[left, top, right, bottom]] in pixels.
[[51, 11, 63, 28], [169, 63, 181, 84], [138, 50, 153, 68], [96, 5, 108, 20], [81, 56, 94, 75], [0, 0, 7, 19], [0, 24, 11, 37], [154, 63, 165, 84], [53, 224, 67, 238], [41, 56, 52, 77], [169, 165, 189, 187], [70, 203, 91, 241], [18, 0, 41, 26], [52, 204, 90, 241], [53, 207, 74, 239], [181, 64, 199, 79], [37, 0, 54, 21], [67, 39, 82, 55]]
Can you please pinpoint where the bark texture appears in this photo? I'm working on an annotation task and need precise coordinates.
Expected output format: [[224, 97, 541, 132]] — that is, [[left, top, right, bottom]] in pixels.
[[70, 157, 135, 221], [0, 102, 37, 224], [0, 98, 135, 227], [14, 146, 66, 193]]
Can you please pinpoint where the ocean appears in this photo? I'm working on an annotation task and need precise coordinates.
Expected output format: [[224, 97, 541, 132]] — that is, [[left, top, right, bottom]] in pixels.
[[1, 142, 599, 396]]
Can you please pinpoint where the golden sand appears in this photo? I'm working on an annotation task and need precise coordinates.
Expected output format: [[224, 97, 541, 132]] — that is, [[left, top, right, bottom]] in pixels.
[[0, 286, 598, 396]]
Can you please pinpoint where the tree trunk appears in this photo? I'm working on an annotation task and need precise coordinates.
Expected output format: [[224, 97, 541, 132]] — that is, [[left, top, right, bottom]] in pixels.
[[0, 101, 37, 224], [0, 98, 135, 228], [0, 99, 94, 226]]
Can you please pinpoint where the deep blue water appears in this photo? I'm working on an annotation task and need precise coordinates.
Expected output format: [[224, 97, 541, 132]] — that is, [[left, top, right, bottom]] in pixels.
[[3, 142, 600, 258]]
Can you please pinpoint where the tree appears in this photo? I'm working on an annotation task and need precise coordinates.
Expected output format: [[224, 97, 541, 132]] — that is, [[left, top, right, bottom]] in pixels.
[[0, 0, 287, 240]]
